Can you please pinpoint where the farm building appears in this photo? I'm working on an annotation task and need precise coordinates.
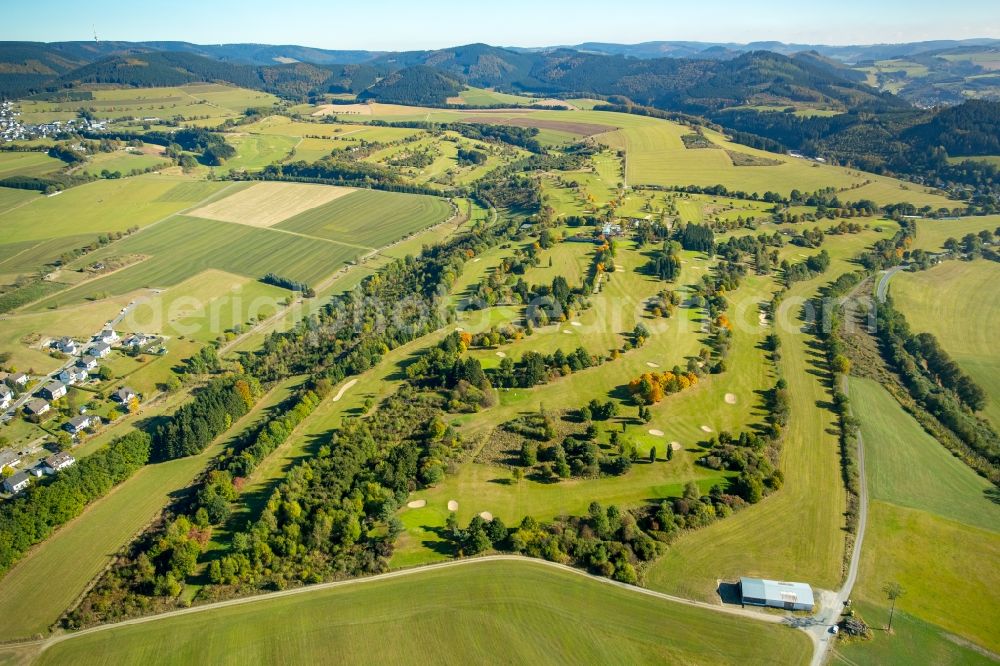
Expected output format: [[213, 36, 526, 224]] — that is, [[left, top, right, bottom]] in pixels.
[[24, 398, 49, 416], [40, 381, 67, 400], [739, 577, 815, 611], [2, 471, 30, 494]]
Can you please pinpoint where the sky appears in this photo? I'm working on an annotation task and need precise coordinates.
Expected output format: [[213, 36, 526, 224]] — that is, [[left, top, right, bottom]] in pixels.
[[6, 0, 1000, 51]]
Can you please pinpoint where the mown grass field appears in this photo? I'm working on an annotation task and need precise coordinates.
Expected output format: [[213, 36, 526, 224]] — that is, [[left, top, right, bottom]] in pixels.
[[911, 214, 1000, 252], [0, 177, 230, 277], [455, 87, 541, 106], [78, 151, 170, 177], [219, 133, 297, 173], [891, 260, 1000, 428], [31, 215, 360, 307], [274, 189, 452, 248], [32, 560, 812, 666], [845, 378, 1000, 657], [0, 152, 64, 179], [0, 380, 296, 641]]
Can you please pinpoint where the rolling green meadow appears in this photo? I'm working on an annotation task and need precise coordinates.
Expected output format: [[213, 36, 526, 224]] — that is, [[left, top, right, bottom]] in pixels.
[[843, 378, 1000, 658], [31, 560, 811, 666], [891, 260, 1000, 427]]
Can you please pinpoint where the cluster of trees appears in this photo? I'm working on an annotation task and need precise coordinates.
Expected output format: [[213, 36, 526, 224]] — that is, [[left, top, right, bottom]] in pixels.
[[648, 241, 682, 281], [456, 148, 488, 166], [405, 332, 494, 411], [261, 273, 315, 297], [783, 249, 831, 285], [524, 276, 589, 328], [715, 232, 784, 275], [905, 332, 987, 412], [877, 298, 1000, 480], [152, 375, 262, 460], [0, 431, 151, 577], [858, 219, 915, 270], [491, 347, 600, 389], [647, 289, 681, 318], [225, 382, 328, 478], [677, 223, 715, 253], [627, 370, 699, 405]]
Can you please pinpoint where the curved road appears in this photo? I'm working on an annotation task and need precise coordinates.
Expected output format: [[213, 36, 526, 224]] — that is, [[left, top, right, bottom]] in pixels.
[[876, 265, 906, 303]]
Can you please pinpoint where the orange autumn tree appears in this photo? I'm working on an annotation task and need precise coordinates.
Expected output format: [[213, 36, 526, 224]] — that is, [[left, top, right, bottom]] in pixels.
[[627, 370, 699, 405]]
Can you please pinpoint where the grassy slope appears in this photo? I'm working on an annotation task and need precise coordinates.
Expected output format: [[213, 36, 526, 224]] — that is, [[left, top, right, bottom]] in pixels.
[[0, 380, 297, 641], [34, 560, 812, 666], [912, 215, 1000, 252], [891, 260, 1000, 428], [0, 152, 64, 179], [846, 378, 1000, 656]]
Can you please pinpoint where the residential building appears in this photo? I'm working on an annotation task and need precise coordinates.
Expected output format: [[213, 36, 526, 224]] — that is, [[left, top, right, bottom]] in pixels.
[[112, 386, 137, 404], [2, 471, 30, 494], [40, 381, 67, 400], [8, 372, 28, 387], [24, 398, 49, 416], [0, 385, 11, 409], [0, 449, 21, 470], [122, 333, 152, 349], [55, 337, 78, 355], [739, 577, 815, 612], [64, 414, 93, 435], [77, 355, 98, 371], [57, 367, 87, 386], [96, 329, 119, 345], [90, 342, 112, 358], [44, 451, 76, 472]]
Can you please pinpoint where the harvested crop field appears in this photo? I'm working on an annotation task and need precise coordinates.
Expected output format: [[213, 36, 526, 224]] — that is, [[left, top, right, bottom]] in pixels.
[[188, 182, 356, 227]]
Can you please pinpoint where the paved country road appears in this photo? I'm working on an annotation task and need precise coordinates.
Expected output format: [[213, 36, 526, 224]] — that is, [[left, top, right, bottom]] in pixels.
[[875, 265, 906, 303]]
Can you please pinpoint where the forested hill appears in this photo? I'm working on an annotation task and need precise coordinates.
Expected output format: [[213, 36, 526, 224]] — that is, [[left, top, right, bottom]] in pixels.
[[1, 41, 898, 113]]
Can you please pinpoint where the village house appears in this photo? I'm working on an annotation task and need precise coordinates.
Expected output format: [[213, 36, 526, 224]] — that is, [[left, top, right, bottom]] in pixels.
[[122, 333, 153, 349], [95, 329, 119, 345], [44, 451, 76, 473], [90, 342, 112, 358], [112, 386, 137, 404], [8, 372, 28, 387], [2, 471, 30, 495], [0, 385, 11, 410], [77, 355, 98, 371], [55, 337, 78, 355], [0, 449, 21, 470], [40, 381, 66, 401], [64, 414, 93, 435], [57, 367, 88, 386], [24, 398, 49, 416]]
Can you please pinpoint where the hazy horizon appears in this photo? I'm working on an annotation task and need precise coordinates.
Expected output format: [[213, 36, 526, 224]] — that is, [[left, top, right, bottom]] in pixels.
[[6, 0, 999, 52]]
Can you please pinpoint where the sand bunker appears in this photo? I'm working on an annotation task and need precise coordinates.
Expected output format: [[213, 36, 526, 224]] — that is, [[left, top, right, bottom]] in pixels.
[[472, 258, 482, 263], [615, 267, 626, 273], [563, 329, 573, 334], [671, 441, 682, 451], [724, 393, 737, 404], [448, 500, 459, 511], [570, 321, 582, 327], [479, 511, 493, 521], [332, 378, 358, 402], [648, 429, 664, 437], [455, 327, 464, 332], [646, 361, 660, 368], [406, 499, 426, 509], [495, 351, 506, 358], [700, 425, 713, 433]]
